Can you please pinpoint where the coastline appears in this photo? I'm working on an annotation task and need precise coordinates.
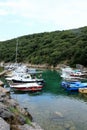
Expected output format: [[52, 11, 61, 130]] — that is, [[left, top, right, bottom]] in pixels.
[[0, 86, 44, 130], [0, 62, 60, 70]]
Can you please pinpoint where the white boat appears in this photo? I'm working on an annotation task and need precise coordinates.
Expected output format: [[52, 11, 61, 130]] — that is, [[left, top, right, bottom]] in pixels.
[[5, 39, 45, 86], [60, 66, 86, 81], [9, 82, 43, 92], [6, 72, 44, 85]]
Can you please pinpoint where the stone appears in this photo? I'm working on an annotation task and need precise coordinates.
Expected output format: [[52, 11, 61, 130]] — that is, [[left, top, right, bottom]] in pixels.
[[0, 81, 4, 86], [16, 105, 32, 121], [55, 111, 64, 118], [0, 86, 9, 93], [64, 122, 71, 129], [18, 123, 44, 130], [0, 102, 14, 120], [69, 126, 77, 130], [0, 117, 10, 130], [0, 93, 6, 98], [6, 98, 18, 107], [17, 115, 26, 125]]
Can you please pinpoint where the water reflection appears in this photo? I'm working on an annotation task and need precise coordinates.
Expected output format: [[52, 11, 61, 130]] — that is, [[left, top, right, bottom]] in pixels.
[[2, 70, 87, 130], [6, 69, 87, 103]]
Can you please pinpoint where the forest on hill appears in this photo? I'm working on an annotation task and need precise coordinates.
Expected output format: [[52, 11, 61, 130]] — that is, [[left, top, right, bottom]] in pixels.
[[0, 26, 87, 67]]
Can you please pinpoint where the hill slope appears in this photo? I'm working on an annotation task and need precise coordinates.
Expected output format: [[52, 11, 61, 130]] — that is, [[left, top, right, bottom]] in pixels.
[[0, 26, 87, 67]]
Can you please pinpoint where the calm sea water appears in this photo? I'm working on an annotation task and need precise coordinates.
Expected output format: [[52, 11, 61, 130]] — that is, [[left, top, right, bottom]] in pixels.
[[10, 70, 87, 130]]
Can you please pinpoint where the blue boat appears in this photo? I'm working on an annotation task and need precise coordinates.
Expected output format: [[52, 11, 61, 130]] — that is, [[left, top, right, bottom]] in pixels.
[[61, 81, 87, 91]]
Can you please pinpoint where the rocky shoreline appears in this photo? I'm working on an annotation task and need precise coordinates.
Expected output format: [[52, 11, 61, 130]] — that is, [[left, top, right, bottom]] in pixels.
[[0, 87, 43, 130]]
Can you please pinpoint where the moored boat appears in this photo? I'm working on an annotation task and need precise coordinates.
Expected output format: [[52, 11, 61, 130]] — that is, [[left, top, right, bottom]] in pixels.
[[9, 82, 43, 92], [6, 73, 44, 85], [61, 81, 87, 91], [60, 66, 86, 81], [79, 88, 87, 93]]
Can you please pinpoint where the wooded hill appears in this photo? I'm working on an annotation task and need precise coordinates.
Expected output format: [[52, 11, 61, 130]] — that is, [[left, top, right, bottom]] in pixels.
[[0, 26, 87, 67]]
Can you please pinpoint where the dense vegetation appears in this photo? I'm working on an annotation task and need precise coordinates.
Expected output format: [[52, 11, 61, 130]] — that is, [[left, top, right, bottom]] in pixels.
[[0, 26, 87, 67]]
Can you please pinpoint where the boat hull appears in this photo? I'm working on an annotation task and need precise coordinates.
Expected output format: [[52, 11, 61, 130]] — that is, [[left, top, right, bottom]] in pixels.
[[12, 79, 44, 85], [79, 88, 87, 93], [10, 83, 43, 92], [61, 81, 87, 91]]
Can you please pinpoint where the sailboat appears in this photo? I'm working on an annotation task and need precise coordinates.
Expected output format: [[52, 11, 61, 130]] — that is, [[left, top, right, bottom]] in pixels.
[[5, 38, 44, 91], [15, 38, 18, 64]]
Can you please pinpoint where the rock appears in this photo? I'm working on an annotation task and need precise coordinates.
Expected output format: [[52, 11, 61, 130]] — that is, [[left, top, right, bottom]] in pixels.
[[0, 86, 9, 94], [0, 93, 6, 98], [0, 81, 4, 86], [0, 102, 14, 120], [31, 122, 44, 130], [55, 111, 64, 118], [16, 105, 32, 121], [63, 121, 75, 130], [57, 125, 64, 130], [17, 115, 26, 125], [0, 117, 10, 130], [0, 98, 4, 102], [0, 93, 10, 103], [50, 111, 64, 122], [6, 98, 18, 107], [16, 105, 28, 115], [69, 126, 77, 130], [64, 122, 71, 129], [0, 88, 42, 130], [18, 122, 44, 130]]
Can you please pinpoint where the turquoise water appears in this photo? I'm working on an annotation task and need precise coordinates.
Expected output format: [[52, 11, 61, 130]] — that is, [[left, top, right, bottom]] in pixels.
[[10, 70, 87, 130]]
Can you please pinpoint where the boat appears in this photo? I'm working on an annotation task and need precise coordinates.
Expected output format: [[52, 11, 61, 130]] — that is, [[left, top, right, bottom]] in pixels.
[[5, 39, 45, 86], [79, 88, 87, 93], [12, 78, 44, 85], [6, 73, 44, 85], [9, 82, 43, 92], [60, 66, 86, 81], [61, 81, 87, 91]]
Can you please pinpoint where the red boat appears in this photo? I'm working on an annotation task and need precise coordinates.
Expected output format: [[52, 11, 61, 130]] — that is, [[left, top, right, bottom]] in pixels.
[[9, 82, 43, 92]]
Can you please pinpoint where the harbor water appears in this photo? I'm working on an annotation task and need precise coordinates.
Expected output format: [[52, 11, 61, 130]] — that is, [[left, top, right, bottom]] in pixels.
[[10, 69, 87, 130]]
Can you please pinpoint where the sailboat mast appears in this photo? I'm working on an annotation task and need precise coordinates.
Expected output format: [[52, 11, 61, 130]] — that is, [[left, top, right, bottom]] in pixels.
[[15, 38, 18, 63]]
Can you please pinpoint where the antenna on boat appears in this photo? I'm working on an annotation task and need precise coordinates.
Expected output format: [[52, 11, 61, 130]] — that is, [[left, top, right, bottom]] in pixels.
[[15, 38, 18, 63]]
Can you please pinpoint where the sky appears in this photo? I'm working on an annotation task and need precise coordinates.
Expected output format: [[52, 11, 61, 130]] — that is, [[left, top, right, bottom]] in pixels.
[[0, 0, 87, 41]]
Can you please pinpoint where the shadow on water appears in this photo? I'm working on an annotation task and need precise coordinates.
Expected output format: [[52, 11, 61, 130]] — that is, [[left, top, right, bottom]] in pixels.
[[10, 89, 43, 97]]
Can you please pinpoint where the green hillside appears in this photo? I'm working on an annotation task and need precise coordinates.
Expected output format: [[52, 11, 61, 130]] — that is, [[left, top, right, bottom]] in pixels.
[[0, 26, 87, 67]]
